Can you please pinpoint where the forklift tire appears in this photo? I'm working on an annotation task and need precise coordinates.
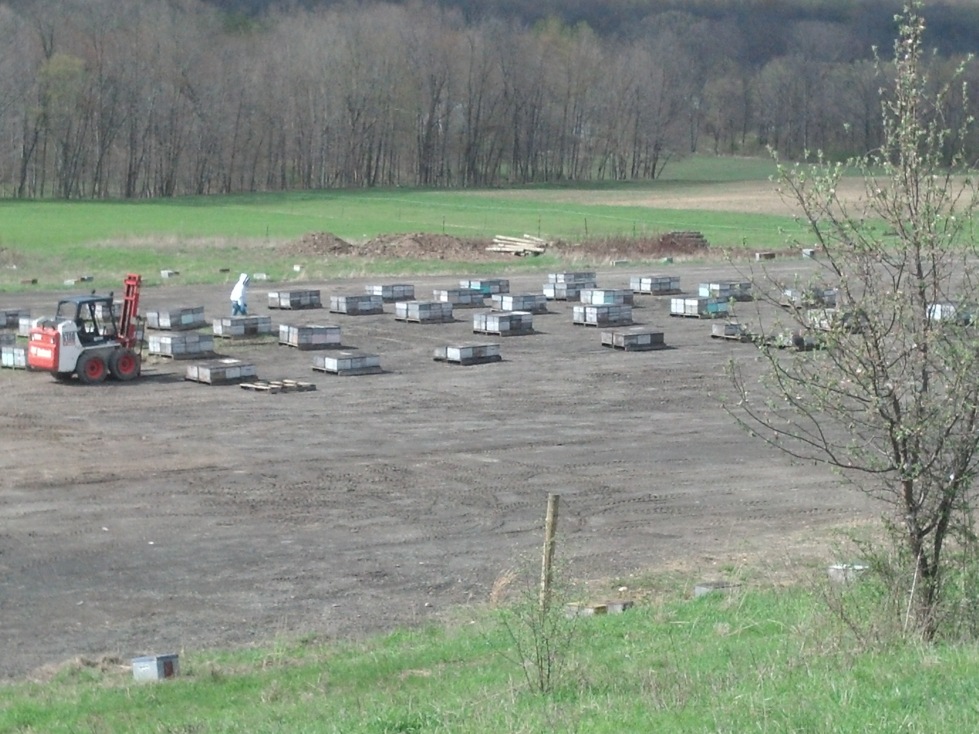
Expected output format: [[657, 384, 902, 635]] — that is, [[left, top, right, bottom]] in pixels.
[[109, 348, 140, 381], [76, 353, 108, 384]]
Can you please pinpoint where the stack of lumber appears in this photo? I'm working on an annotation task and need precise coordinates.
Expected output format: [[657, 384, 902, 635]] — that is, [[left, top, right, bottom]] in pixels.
[[486, 234, 549, 256]]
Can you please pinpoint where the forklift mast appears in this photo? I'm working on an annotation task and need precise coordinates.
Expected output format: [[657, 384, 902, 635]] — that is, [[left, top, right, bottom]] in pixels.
[[118, 273, 141, 348]]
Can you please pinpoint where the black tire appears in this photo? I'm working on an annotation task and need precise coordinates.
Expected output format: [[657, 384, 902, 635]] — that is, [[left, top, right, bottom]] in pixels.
[[109, 348, 140, 381], [76, 353, 107, 384]]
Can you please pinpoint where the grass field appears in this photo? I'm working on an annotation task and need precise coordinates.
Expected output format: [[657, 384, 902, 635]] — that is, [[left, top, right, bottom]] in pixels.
[[0, 156, 815, 291], [3, 579, 978, 733]]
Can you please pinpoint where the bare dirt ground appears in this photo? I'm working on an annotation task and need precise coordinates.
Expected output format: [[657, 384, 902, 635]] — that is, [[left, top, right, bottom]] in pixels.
[[0, 256, 878, 681]]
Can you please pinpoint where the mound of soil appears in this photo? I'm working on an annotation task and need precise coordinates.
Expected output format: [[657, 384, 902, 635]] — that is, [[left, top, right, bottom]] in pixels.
[[279, 230, 711, 262]]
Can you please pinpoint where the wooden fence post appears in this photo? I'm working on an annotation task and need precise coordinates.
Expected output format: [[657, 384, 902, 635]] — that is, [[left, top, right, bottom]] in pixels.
[[539, 493, 560, 613]]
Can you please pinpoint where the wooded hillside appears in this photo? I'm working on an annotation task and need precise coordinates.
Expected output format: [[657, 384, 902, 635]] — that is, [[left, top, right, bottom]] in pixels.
[[2, 0, 976, 199]]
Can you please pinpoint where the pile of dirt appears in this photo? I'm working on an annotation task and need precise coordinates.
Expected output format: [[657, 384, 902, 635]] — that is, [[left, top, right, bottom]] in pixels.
[[279, 230, 712, 262], [279, 232, 357, 257]]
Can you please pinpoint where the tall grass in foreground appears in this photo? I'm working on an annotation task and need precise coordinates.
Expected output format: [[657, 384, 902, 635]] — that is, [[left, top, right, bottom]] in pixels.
[[3, 580, 979, 733]]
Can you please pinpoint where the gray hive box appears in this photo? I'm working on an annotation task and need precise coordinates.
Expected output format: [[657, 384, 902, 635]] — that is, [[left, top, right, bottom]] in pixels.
[[267, 290, 322, 310], [132, 653, 179, 681], [366, 283, 415, 302], [572, 304, 633, 326], [492, 293, 548, 314], [146, 306, 207, 331]]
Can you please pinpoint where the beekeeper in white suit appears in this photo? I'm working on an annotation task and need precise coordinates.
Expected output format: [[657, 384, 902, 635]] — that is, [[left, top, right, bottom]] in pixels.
[[230, 273, 250, 316]]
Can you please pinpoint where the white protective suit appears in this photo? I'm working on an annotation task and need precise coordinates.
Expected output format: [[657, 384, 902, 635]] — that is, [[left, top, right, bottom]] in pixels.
[[230, 273, 250, 315]]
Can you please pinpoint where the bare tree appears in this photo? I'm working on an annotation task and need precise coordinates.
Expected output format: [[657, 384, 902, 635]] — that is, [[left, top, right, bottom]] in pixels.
[[731, 1, 979, 640]]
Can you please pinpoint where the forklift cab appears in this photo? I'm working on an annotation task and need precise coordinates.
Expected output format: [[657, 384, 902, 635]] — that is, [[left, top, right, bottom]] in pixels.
[[56, 295, 118, 345]]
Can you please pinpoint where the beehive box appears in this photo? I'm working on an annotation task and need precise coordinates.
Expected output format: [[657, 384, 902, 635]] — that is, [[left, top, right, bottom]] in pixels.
[[491, 293, 548, 314], [698, 282, 753, 301], [146, 306, 207, 330], [579, 288, 634, 306], [132, 653, 179, 681], [312, 351, 382, 375], [433, 342, 502, 365], [148, 331, 215, 358], [366, 283, 415, 302], [394, 300, 454, 323], [185, 359, 257, 384], [267, 290, 322, 310], [18, 315, 34, 337], [278, 323, 341, 349], [781, 287, 838, 309], [670, 297, 730, 319], [547, 272, 596, 285], [329, 294, 384, 315], [600, 327, 666, 351], [572, 304, 633, 326], [711, 321, 751, 340], [433, 288, 485, 307], [543, 282, 585, 301], [212, 315, 273, 338], [1, 344, 27, 369], [473, 310, 534, 335], [0, 308, 30, 329], [630, 275, 681, 295], [460, 278, 509, 295]]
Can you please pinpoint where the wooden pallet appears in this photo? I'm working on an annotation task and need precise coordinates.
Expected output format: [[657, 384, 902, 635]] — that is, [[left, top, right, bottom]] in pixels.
[[240, 379, 317, 393]]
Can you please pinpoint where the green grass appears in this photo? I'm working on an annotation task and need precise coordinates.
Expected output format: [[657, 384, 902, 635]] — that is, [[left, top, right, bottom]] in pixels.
[[0, 156, 808, 292], [3, 580, 979, 733]]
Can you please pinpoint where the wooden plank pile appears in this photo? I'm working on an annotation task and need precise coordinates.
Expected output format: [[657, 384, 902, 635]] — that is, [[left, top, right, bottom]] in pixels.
[[486, 234, 548, 256], [267, 290, 322, 310]]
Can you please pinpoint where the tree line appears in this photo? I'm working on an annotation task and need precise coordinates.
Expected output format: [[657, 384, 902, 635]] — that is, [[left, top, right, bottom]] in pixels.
[[1, 0, 976, 199]]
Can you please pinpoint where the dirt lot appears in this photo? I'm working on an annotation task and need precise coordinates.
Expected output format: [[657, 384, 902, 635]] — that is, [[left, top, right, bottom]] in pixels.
[[0, 259, 877, 680]]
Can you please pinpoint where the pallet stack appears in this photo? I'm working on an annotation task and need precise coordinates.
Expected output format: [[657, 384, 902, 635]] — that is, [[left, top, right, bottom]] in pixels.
[[630, 275, 681, 295], [461, 278, 509, 296], [148, 332, 215, 358], [330, 294, 384, 315], [146, 306, 207, 330], [212, 315, 273, 338], [366, 283, 415, 302], [278, 324, 341, 350], [572, 304, 633, 326], [267, 290, 322, 310], [491, 293, 548, 314], [580, 288, 635, 306], [432, 288, 485, 307], [670, 297, 730, 319], [394, 301, 454, 323], [473, 310, 534, 335]]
